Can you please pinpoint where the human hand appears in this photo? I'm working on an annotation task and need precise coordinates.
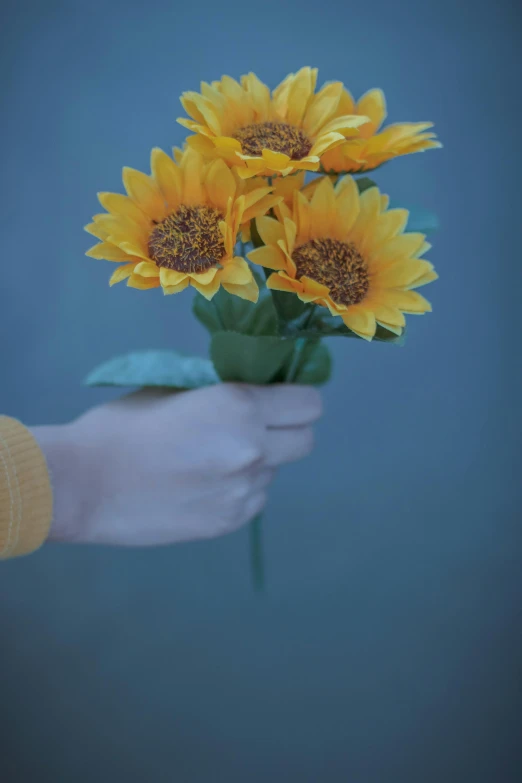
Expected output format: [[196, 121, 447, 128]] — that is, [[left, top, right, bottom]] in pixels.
[[35, 384, 322, 547]]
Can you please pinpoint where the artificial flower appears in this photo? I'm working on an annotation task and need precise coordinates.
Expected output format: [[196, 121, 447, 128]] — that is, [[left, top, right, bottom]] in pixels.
[[321, 88, 441, 173], [85, 148, 280, 301], [248, 176, 437, 340], [178, 67, 369, 179]]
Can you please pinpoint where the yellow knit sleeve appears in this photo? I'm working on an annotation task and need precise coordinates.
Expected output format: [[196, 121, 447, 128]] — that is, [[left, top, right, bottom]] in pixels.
[[0, 416, 53, 559]]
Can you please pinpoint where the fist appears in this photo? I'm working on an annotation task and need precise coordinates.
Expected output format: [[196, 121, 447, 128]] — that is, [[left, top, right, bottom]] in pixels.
[[49, 384, 322, 546]]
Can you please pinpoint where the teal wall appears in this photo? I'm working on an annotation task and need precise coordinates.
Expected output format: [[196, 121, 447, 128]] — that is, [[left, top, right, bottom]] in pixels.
[[1, 1, 521, 780]]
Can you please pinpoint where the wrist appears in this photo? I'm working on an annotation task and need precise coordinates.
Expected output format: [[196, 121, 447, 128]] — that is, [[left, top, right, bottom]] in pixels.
[[30, 422, 96, 544]]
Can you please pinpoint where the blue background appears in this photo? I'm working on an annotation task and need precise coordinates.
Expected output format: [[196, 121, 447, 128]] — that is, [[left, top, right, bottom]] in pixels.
[[1, 0, 521, 780]]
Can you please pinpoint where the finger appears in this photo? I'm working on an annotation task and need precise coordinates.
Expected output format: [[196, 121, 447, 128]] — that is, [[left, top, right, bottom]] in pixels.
[[250, 467, 276, 493], [241, 491, 268, 525], [244, 385, 323, 428], [264, 426, 315, 466]]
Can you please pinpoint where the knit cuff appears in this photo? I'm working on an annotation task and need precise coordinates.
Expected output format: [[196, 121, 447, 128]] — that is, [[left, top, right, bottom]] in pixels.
[[0, 416, 53, 559]]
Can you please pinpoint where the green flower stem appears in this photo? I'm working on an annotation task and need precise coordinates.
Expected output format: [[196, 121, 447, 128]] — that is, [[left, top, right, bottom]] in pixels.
[[248, 305, 318, 591], [250, 514, 265, 591], [244, 231, 317, 591], [285, 305, 317, 382], [285, 337, 307, 383]]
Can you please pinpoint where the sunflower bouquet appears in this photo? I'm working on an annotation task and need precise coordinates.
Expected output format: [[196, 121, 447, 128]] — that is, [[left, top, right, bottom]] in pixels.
[[85, 67, 440, 588]]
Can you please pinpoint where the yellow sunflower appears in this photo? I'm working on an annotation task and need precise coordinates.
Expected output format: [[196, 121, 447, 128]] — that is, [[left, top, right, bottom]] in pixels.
[[177, 67, 370, 179], [321, 88, 441, 173], [85, 148, 280, 301], [248, 176, 438, 340]]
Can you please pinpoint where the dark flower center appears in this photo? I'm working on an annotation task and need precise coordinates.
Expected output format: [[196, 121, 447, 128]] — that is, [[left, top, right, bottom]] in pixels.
[[148, 205, 224, 273], [233, 122, 312, 160], [292, 238, 369, 306]]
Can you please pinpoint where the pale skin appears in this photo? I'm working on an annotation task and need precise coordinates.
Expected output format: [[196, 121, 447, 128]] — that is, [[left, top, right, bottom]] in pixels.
[[31, 384, 322, 547]]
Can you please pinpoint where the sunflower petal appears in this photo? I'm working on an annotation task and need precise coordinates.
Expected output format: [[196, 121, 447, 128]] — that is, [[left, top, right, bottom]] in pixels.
[[122, 167, 166, 222], [133, 261, 160, 278], [285, 67, 316, 127], [370, 302, 406, 327], [376, 321, 403, 336], [288, 156, 321, 172], [267, 272, 302, 293], [242, 194, 282, 224], [117, 241, 150, 261], [180, 149, 205, 205], [84, 221, 109, 240], [126, 274, 160, 290], [163, 279, 190, 296], [374, 233, 427, 265], [310, 176, 336, 236], [237, 154, 267, 173], [159, 268, 187, 287], [374, 259, 434, 289], [300, 276, 330, 299], [294, 190, 311, 244], [380, 289, 432, 313], [186, 133, 217, 157], [190, 274, 221, 300], [151, 148, 182, 211], [304, 82, 343, 136], [220, 256, 253, 285], [248, 244, 287, 272], [182, 92, 222, 135], [283, 217, 297, 254], [86, 242, 132, 262], [205, 158, 237, 211], [363, 209, 409, 253], [189, 267, 219, 285], [333, 176, 360, 237], [243, 186, 273, 211], [309, 131, 346, 157], [274, 200, 293, 224], [94, 213, 149, 248], [349, 186, 382, 243], [222, 278, 259, 303], [236, 166, 259, 180], [179, 93, 206, 125], [323, 297, 347, 316], [356, 89, 387, 135], [109, 262, 138, 286], [341, 307, 377, 339], [213, 136, 243, 153], [242, 72, 271, 121], [337, 88, 356, 115], [407, 268, 438, 289], [97, 192, 151, 228], [262, 149, 291, 170]]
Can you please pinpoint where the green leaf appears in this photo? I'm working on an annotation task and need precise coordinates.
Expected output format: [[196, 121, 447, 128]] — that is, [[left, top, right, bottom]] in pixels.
[[193, 288, 279, 337], [403, 205, 439, 235], [293, 340, 333, 385], [85, 350, 219, 389], [355, 176, 377, 194], [192, 293, 224, 334], [270, 289, 309, 324], [210, 332, 295, 384]]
